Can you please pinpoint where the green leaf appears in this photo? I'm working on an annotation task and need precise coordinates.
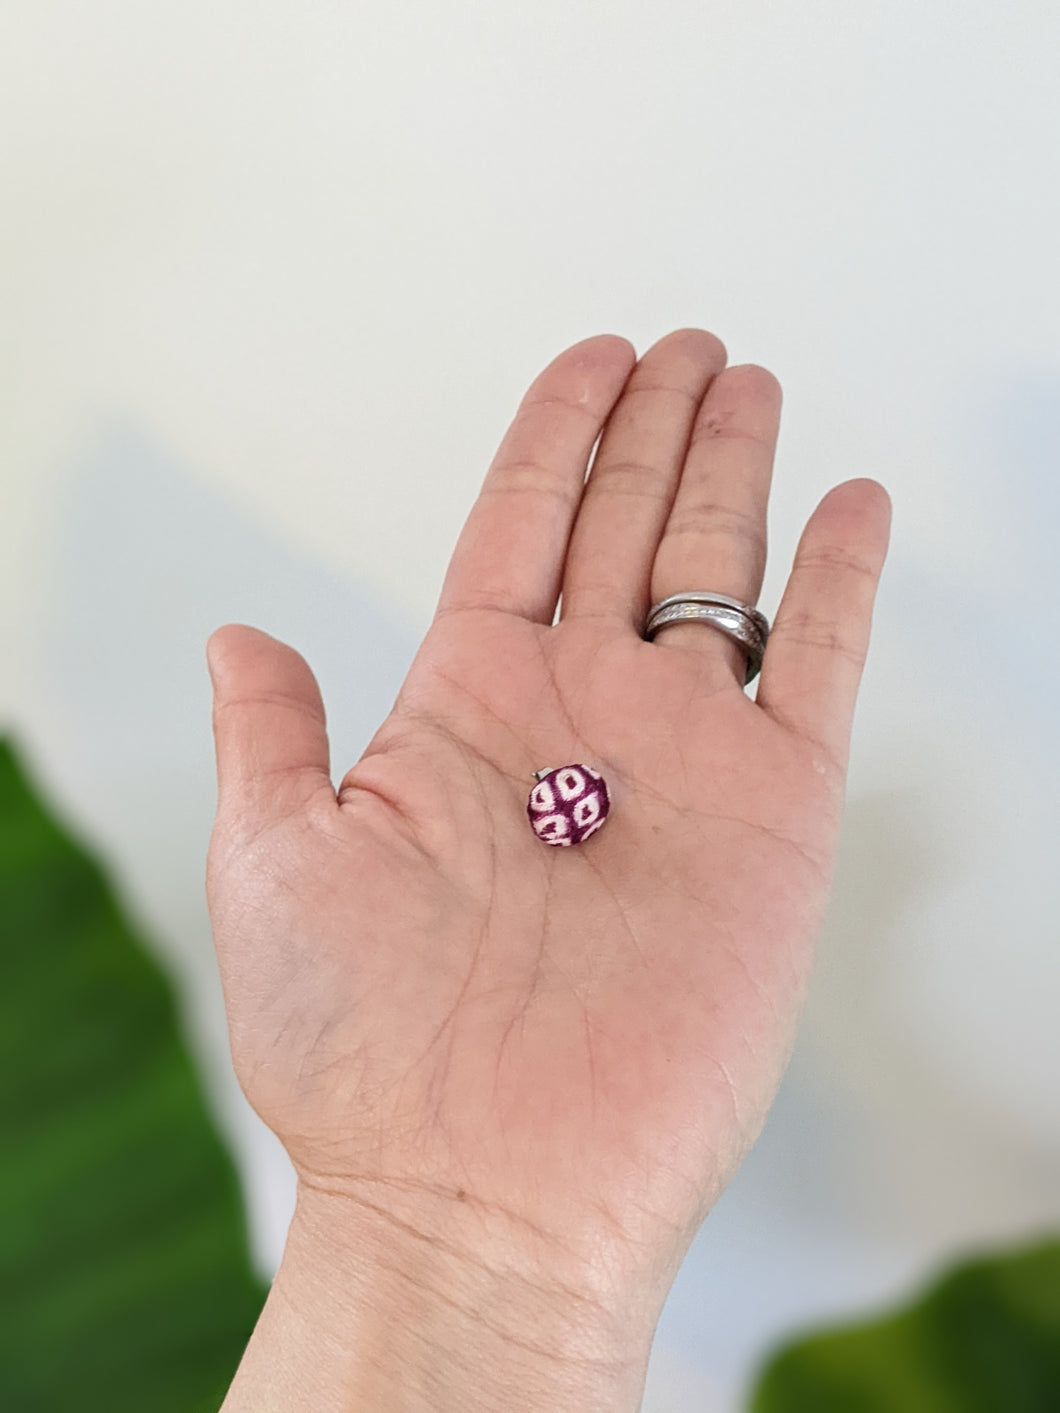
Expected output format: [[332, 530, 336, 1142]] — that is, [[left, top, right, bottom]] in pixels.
[[0, 736, 268, 1412], [750, 1238, 1060, 1412]]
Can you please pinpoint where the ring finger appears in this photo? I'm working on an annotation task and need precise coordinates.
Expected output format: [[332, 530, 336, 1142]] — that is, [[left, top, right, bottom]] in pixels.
[[648, 363, 782, 683]]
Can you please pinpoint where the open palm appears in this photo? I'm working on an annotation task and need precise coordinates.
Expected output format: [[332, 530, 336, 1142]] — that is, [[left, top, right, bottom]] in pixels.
[[206, 329, 891, 1309]]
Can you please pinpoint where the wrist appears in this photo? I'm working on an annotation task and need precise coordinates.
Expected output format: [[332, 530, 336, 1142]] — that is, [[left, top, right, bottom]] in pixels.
[[222, 1180, 660, 1412]]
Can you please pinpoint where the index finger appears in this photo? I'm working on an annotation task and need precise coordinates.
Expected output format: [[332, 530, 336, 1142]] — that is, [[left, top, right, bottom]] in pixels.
[[432, 335, 637, 625]]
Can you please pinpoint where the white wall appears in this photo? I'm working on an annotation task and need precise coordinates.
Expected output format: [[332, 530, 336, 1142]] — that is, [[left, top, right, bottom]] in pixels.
[[3, 3, 1058, 1407]]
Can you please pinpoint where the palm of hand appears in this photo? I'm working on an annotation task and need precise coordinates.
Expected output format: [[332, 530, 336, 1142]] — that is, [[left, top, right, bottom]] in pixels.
[[207, 330, 890, 1293]]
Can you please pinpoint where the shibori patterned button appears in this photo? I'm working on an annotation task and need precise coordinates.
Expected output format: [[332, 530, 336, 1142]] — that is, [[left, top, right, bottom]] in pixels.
[[527, 764, 611, 847]]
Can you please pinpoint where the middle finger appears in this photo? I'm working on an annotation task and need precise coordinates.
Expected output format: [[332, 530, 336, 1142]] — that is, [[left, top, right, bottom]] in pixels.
[[559, 328, 727, 629]]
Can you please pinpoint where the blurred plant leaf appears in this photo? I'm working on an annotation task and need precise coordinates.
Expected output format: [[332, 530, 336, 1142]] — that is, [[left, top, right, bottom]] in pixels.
[[0, 736, 267, 1412], [751, 1237, 1060, 1411]]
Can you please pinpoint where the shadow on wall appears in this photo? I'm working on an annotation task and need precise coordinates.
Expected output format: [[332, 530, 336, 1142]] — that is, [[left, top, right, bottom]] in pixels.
[[33, 420, 421, 1273], [43, 417, 419, 787]]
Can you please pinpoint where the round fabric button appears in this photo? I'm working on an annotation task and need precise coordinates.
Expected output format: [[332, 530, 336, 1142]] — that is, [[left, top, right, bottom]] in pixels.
[[527, 764, 610, 847]]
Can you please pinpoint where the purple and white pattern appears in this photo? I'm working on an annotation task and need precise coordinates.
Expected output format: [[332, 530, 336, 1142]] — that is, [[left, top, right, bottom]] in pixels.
[[527, 764, 610, 847]]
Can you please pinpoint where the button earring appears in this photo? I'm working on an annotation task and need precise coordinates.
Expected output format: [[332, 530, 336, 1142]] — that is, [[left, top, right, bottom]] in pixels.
[[527, 764, 610, 847]]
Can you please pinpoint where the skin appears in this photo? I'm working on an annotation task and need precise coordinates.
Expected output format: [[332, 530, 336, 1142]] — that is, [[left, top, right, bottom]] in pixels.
[[207, 328, 892, 1410]]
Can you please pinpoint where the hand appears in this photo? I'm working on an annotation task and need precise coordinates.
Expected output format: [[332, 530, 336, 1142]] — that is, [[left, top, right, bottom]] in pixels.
[[206, 328, 891, 1409]]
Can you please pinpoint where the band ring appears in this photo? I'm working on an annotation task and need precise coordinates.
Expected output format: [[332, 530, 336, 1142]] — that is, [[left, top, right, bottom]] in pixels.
[[644, 592, 769, 686]]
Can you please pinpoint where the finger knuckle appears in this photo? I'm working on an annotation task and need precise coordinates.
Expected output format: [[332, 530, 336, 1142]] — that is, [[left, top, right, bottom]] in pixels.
[[485, 459, 578, 509], [796, 546, 877, 580]]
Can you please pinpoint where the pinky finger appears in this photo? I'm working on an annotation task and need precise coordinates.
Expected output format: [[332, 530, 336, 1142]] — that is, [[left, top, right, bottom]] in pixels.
[[755, 479, 892, 777]]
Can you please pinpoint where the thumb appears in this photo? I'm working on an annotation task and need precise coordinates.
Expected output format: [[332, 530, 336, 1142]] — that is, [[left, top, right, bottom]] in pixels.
[[206, 624, 334, 824]]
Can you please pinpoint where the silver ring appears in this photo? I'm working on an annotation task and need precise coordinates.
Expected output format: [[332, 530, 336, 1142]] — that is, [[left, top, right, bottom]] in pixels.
[[644, 592, 769, 685]]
